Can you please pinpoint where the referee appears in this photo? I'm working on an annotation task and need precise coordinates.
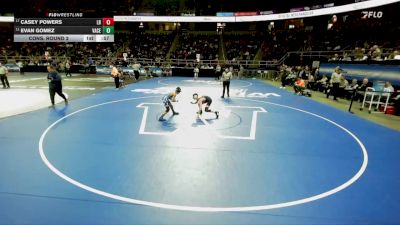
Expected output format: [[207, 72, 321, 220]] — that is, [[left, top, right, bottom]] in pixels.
[[221, 68, 232, 98], [47, 65, 68, 107]]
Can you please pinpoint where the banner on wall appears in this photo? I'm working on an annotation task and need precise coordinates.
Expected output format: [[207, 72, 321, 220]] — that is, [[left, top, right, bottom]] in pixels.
[[319, 63, 400, 86]]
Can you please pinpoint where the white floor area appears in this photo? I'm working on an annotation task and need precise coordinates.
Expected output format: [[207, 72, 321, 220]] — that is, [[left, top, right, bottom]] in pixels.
[[0, 88, 65, 118]]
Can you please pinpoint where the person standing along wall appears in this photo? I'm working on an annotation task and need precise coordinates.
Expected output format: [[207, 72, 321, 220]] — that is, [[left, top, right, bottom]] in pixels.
[[65, 60, 71, 77], [238, 64, 244, 79], [111, 64, 120, 89], [17, 61, 24, 75], [327, 66, 342, 101], [194, 66, 199, 80], [47, 65, 67, 107], [133, 62, 141, 81], [215, 64, 221, 80], [0, 63, 10, 89]]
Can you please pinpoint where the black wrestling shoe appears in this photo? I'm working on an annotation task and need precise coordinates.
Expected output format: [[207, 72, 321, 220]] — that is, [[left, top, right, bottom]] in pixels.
[[173, 112, 179, 115], [158, 117, 166, 121], [215, 111, 219, 119]]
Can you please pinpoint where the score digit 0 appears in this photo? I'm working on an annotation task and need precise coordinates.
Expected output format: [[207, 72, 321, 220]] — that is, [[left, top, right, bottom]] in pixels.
[[102, 26, 114, 34], [102, 18, 114, 26]]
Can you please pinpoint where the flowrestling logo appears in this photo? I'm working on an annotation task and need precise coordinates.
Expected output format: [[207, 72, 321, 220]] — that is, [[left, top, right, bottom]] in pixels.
[[47, 13, 83, 18], [361, 11, 383, 18]]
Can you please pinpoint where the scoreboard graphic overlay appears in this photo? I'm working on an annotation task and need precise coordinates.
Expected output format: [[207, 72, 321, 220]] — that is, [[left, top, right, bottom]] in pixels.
[[14, 14, 114, 42]]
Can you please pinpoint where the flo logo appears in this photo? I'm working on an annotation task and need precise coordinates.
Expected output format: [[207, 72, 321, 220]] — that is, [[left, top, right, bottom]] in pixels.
[[361, 11, 383, 19]]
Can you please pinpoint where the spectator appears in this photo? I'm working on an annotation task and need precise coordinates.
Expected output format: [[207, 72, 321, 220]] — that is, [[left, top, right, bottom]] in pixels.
[[355, 78, 371, 102], [329, 54, 340, 61], [224, 34, 261, 61], [65, 60, 71, 77], [393, 94, 400, 116], [394, 51, 400, 60], [163, 63, 172, 76], [307, 73, 315, 90], [369, 45, 382, 60], [342, 53, 351, 61], [383, 81, 394, 93], [0, 63, 10, 89], [344, 79, 359, 99], [17, 61, 24, 75], [172, 34, 219, 61], [238, 64, 244, 80], [132, 61, 141, 80], [353, 48, 366, 61], [215, 63, 221, 80], [388, 50, 400, 60], [145, 67, 152, 79], [111, 64, 120, 89], [339, 75, 349, 98], [193, 66, 199, 80], [294, 77, 306, 95], [327, 66, 342, 101]]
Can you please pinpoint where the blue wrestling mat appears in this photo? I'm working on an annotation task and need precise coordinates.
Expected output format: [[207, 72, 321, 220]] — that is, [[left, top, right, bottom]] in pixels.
[[1, 77, 399, 224]]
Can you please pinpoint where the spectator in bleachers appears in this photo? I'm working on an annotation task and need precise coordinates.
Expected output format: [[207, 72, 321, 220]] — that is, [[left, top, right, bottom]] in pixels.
[[353, 48, 367, 61], [329, 54, 340, 61], [383, 81, 394, 93], [279, 65, 289, 89], [172, 34, 219, 61], [307, 73, 315, 90], [355, 78, 371, 102], [224, 34, 261, 61], [342, 53, 352, 61], [281, 66, 297, 89], [344, 79, 359, 100], [339, 75, 349, 99], [387, 50, 400, 60], [393, 51, 400, 60], [300, 65, 311, 80], [126, 33, 174, 60], [369, 45, 383, 61]]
